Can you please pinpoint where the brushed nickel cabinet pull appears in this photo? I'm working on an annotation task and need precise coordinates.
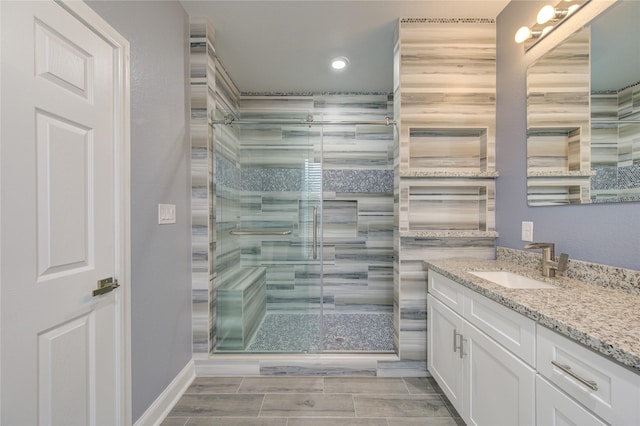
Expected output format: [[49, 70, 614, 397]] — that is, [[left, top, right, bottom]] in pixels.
[[551, 360, 598, 391]]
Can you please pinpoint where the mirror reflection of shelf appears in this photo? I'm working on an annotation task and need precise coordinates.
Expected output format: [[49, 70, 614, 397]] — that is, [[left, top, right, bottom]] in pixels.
[[399, 230, 499, 238], [527, 171, 595, 177], [527, 127, 590, 174], [527, 181, 591, 206]]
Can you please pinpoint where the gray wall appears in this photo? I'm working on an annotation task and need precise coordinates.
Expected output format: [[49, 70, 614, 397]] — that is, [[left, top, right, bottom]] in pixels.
[[86, 1, 192, 422], [496, 1, 640, 270]]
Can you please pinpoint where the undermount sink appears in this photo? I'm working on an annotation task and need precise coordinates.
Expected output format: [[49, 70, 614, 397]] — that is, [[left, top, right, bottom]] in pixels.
[[468, 270, 556, 289]]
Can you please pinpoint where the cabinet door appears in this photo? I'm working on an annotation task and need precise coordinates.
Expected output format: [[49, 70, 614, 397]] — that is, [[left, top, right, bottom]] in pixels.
[[536, 375, 607, 426], [464, 322, 536, 426], [428, 295, 464, 412]]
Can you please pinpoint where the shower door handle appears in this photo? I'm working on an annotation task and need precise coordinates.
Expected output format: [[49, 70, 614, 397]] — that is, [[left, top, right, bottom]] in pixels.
[[312, 206, 318, 260]]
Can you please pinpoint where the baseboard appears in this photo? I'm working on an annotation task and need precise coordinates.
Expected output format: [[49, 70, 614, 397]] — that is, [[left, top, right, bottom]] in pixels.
[[134, 359, 195, 426]]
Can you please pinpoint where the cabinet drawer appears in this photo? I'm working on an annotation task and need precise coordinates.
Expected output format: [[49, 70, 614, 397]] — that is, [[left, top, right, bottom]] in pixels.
[[536, 375, 606, 426], [463, 287, 536, 366], [428, 271, 464, 315], [537, 326, 640, 425]]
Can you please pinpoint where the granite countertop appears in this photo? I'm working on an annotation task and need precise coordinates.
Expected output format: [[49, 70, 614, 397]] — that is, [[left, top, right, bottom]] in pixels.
[[423, 258, 640, 374]]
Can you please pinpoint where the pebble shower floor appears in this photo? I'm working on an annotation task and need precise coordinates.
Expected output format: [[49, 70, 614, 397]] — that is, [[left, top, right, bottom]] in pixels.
[[244, 313, 395, 353]]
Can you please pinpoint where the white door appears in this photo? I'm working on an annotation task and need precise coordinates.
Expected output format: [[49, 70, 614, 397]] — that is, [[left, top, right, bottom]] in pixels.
[[1, 1, 129, 425]]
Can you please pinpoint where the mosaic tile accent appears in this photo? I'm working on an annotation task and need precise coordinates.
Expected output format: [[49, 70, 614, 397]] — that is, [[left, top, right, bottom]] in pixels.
[[323, 170, 393, 193], [618, 164, 640, 189], [424, 255, 640, 372], [244, 313, 395, 353], [400, 18, 495, 24], [215, 156, 241, 190], [239, 168, 306, 192]]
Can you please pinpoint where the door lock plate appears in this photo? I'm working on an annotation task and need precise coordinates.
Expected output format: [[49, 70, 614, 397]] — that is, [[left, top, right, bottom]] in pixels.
[[93, 277, 119, 297]]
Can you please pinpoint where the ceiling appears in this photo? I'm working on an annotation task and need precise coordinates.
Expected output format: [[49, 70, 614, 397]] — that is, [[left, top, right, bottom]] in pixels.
[[179, 1, 511, 94]]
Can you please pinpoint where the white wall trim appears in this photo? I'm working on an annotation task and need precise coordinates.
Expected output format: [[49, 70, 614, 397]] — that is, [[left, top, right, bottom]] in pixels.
[[134, 360, 195, 426]]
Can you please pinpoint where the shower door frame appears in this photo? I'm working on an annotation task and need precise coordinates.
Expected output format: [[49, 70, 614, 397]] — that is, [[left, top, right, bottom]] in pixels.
[[211, 116, 396, 355], [213, 121, 325, 354]]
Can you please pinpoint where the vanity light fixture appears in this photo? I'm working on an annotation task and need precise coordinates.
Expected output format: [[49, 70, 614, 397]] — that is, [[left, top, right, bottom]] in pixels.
[[537, 5, 568, 25], [515, 0, 589, 45], [515, 26, 542, 44], [331, 57, 349, 71]]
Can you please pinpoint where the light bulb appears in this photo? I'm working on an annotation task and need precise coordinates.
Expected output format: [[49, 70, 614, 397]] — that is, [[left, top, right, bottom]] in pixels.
[[537, 5, 556, 24], [331, 57, 348, 70], [567, 4, 580, 15], [515, 26, 532, 43]]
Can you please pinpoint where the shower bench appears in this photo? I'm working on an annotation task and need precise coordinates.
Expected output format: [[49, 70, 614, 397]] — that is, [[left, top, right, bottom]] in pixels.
[[216, 266, 267, 350]]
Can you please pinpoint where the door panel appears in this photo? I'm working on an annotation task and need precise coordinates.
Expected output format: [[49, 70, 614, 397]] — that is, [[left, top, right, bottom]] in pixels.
[[37, 112, 93, 277], [1, 1, 123, 424], [35, 18, 93, 99], [38, 315, 91, 426]]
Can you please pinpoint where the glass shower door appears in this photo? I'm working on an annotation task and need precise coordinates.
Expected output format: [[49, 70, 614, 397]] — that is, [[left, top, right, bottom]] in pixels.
[[214, 122, 323, 353]]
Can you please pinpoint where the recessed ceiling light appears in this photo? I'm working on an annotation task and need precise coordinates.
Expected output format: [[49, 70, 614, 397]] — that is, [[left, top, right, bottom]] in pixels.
[[331, 57, 349, 71]]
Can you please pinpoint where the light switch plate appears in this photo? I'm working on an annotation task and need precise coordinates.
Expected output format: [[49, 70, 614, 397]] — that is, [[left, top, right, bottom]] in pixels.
[[521, 221, 534, 241], [158, 204, 176, 225]]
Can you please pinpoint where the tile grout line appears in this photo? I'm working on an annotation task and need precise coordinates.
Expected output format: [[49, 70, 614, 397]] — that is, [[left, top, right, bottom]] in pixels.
[[237, 376, 245, 394], [351, 393, 358, 418], [401, 376, 412, 394], [256, 392, 267, 418]]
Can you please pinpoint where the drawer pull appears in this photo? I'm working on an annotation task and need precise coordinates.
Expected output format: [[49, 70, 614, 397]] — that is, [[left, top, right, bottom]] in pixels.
[[551, 361, 598, 391], [453, 329, 459, 353]]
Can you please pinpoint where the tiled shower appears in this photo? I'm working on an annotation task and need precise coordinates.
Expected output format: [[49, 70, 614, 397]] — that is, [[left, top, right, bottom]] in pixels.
[[191, 17, 497, 371], [212, 94, 396, 353]]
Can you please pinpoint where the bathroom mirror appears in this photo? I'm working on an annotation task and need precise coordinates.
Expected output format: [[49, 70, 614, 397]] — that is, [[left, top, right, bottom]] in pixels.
[[526, 1, 640, 206]]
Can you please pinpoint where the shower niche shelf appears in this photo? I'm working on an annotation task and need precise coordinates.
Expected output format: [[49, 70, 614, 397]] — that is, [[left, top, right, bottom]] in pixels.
[[401, 180, 496, 233], [407, 127, 493, 174]]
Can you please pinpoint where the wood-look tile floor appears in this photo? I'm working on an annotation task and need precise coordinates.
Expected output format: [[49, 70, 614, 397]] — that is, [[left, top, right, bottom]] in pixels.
[[161, 376, 465, 426]]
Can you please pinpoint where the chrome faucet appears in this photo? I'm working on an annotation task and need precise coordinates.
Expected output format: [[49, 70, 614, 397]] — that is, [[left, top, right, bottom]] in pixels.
[[524, 242, 569, 278]]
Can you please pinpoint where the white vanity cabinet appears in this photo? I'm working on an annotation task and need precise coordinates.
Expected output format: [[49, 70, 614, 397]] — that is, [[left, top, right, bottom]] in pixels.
[[428, 271, 536, 426], [427, 268, 640, 426]]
